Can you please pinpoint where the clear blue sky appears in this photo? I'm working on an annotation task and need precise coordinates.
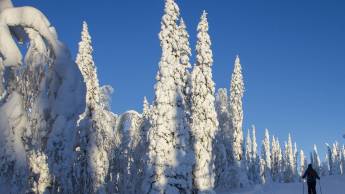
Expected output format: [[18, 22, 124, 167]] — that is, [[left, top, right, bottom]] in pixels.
[[14, 0, 345, 157]]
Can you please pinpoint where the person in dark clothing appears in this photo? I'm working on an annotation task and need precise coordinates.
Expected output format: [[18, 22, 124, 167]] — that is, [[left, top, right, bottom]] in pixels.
[[302, 164, 320, 194]]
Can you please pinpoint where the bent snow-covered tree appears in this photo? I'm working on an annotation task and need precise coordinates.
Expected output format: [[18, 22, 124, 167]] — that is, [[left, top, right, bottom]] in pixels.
[[143, 0, 194, 193], [0, 0, 85, 193], [190, 10, 218, 193]]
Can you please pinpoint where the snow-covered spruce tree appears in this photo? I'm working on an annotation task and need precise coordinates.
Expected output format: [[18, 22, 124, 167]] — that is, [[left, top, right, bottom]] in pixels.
[[271, 136, 283, 182], [245, 129, 252, 183], [300, 149, 307, 177], [293, 142, 298, 179], [259, 159, 266, 184], [73, 21, 114, 194], [226, 55, 248, 188], [271, 136, 278, 181], [111, 111, 144, 194], [276, 138, 283, 182], [250, 125, 260, 184], [311, 144, 321, 174], [331, 142, 342, 175], [261, 129, 271, 183], [326, 143, 333, 175], [214, 88, 233, 188], [283, 134, 295, 183], [177, 17, 192, 75], [143, 0, 194, 193], [341, 145, 345, 175], [189, 11, 218, 193], [76, 21, 101, 109], [229, 55, 244, 162]]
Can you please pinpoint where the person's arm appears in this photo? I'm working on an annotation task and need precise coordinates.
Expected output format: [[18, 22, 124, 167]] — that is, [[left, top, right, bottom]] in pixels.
[[316, 171, 320, 180], [302, 169, 307, 179]]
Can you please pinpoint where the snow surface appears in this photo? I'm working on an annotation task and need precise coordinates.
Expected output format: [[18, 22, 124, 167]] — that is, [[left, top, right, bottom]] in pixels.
[[217, 175, 345, 194]]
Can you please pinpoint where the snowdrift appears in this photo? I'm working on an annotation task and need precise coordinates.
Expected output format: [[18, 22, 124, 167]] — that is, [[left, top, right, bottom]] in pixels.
[[218, 175, 345, 194]]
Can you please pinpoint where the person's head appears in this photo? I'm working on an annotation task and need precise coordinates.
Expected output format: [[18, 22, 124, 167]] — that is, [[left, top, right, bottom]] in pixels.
[[308, 164, 313, 169]]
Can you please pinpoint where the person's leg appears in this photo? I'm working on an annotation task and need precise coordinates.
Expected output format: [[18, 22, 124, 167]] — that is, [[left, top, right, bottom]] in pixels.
[[312, 182, 317, 194], [307, 183, 312, 194]]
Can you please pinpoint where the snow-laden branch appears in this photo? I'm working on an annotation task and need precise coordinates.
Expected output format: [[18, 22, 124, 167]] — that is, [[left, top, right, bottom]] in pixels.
[[0, 6, 58, 67]]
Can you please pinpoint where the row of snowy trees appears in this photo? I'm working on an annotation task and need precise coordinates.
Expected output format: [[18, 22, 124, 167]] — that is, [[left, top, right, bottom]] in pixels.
[[0, 0, 345, 194]]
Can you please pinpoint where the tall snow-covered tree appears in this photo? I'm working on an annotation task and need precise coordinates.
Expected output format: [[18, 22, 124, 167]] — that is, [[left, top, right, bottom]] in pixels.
[[74, 21, 114, 194], [190, 10, 218, 193], [261, 129, 271, 183], [229, 55, 245, 162], [271, 136, 278, 181], [331, 142, 342, 175], [300, 149, 307, 177], [275, 138, 283, 182], [283, 134, 295, 182], [225, 55, 248, 189], [245, 129, 252, 173], [214, 88, 231, 188], [293, 142, 298, 178], [76, 21, 100, 110], [341, 145, 345, 175], [311, 144, 321, 174], [177, 17, 192, 106], [326, 143, 333, 175], [143, 0, 194, 193]]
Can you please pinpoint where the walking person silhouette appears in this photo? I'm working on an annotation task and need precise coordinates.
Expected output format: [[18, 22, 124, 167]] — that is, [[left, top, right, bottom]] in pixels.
[[302, 164, 320, 194]]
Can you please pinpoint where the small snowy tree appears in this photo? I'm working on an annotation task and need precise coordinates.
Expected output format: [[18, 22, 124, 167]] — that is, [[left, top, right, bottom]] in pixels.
[[283, 134, 295, 183], [293, 142, 298, 179], [261, 129, 271, 183], [245, 129, 252, 179], [341, 145, 345, 175], [300, 149, 307, 177], [190, 10, 218, 193], [259, 159, 266, 184], [250, 125, 260, 184], [271, 136, 284, 182]]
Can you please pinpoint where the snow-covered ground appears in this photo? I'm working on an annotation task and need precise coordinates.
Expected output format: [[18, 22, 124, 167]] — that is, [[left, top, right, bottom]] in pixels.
[[217, 175, 345, 194]]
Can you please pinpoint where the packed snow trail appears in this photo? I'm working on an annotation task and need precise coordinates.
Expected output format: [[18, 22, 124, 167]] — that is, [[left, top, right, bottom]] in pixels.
[[217, 175, 345, 194]]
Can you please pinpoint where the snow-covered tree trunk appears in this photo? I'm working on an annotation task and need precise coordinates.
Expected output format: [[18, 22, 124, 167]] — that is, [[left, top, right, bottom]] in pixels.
[[189, 11, 218, 194], [143, 0, 194, 193]]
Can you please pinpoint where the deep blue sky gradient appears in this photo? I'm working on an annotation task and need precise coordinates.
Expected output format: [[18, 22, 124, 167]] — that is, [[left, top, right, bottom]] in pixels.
[[14, 0, 345, 157]]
